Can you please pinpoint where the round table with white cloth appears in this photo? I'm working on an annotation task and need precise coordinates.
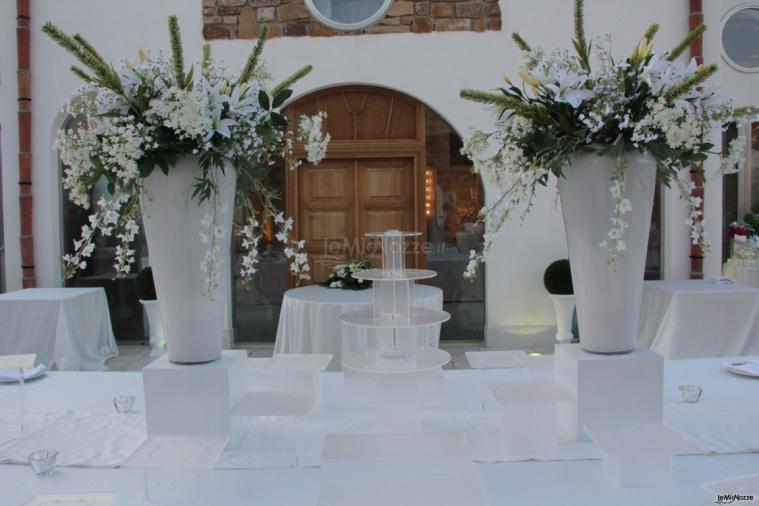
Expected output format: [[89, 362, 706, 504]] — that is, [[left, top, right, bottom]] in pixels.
[[274, 285, 444, 369], [724, 261, 759, 288]]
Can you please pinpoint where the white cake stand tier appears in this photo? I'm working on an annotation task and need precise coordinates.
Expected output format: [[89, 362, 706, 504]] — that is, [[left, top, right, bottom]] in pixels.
[[339, 230, 452, 432]]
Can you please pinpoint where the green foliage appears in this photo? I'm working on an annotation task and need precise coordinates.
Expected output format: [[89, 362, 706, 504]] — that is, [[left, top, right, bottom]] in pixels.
[[511, 32, 531, 52], [321, 258, 373, 291], [459, 89, 533, 117], [544, 259, 573, 295], [135, 267, 157, 300], [201, 43, 211, 77], [42, 22, 122, 92], [238, 25, 269, 85], [168, 15, 186, 87], [745, 212, 759, 235], [644, 23, 660, 42], [572, 0, 590, 71], [666, 24, 706, 62], [663, 63, 717, 102], [272, 65, 313, 97]]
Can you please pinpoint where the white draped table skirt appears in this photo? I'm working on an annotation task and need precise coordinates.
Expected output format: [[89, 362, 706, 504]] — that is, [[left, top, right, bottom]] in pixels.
[[0, 288, 118, 370], [637, 280, 759, 359]]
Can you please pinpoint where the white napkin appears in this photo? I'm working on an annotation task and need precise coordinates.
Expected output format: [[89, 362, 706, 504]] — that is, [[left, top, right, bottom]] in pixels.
[[0, 364, 46, 381]]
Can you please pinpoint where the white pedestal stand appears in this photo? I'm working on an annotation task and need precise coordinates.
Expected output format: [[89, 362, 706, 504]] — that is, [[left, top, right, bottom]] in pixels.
[[466, 350, 527, 410], [224, 354, 330, 468], [318, 433, 486, 506], [554, 343, 663, 441], [585, 424, 696, 489], [489, 380, 572, 457], [142, 350, 248, 437], [339, 231, 450, 433]]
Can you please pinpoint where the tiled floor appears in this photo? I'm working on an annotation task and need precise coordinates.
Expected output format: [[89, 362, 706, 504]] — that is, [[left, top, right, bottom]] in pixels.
[[106, 341, 556, 371]]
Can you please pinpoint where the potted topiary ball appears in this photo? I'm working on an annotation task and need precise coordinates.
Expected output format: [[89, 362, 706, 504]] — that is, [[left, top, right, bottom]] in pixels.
[[544, 259, 575, 343], [135, 267, 165, 357]]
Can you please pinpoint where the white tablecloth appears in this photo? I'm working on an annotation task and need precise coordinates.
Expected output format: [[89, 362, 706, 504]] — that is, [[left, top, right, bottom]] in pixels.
[[0, 288, 118, 370], [1, 358, 759, 505], [637, 280, 759, 359], [724, 262, 759, 288], [274, 285, 443, 369]]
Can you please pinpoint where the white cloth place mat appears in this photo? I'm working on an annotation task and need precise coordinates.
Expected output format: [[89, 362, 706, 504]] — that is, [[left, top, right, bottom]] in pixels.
[[665, 400, 759, 454], [123, 435, 228, 470], [0, 411, 146, 468], [23, 493, 117, 506]]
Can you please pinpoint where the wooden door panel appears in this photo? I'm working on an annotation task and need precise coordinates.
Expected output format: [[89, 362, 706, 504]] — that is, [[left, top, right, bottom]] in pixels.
[[307, 211, 350, 241], [365, 167, 406, 202], [298, 159, 356, 277], [358, 158, 418, 268], [365, 209, 407, 232]]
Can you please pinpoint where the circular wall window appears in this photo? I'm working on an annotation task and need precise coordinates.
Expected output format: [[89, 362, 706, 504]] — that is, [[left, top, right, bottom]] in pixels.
[[305, 0, 394, 31], [721, 5, 759, 72]]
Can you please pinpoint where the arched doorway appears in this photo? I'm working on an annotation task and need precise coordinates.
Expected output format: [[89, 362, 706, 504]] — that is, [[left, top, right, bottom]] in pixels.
[[233, 85, 486, 342]]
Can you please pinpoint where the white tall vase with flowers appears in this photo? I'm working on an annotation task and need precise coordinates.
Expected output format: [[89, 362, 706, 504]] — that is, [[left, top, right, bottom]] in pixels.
[[46, 20, 330, 364], [460, 0, 755, 354]]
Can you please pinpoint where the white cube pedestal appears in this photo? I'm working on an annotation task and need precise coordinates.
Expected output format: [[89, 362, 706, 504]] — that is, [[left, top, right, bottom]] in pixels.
[[375, 372, 419, 433], [248, 354, 331, 408], [555, 344, 663, 441], [585, 424, 696, 489], [318, 432, 486, 506], [143, 350, 247, 436], [489, 380, 572, 457]]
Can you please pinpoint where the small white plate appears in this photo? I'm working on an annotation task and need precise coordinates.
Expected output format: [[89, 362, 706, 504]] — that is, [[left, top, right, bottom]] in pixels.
[[0, 364, 46, 383], [723, 361, 759, 378], [23, 492, 116, 506]]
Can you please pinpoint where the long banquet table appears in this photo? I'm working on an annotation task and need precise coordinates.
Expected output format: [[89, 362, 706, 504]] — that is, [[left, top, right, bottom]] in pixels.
[[1, 356, 758, 505]]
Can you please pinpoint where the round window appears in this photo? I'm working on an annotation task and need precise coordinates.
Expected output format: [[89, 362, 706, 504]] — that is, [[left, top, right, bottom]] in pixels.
[[305, 0, 394, 31], [722, 5, 759, 72]]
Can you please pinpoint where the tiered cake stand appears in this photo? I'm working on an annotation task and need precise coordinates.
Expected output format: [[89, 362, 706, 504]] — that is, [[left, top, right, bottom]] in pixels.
[[339, 231, 450, 431]]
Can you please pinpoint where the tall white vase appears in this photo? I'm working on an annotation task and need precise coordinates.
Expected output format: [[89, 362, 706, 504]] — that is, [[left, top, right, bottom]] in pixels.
[[139, 299, 165, 357], [558, 151, 656, 354], [140, 157, 236, 364], [549, 294, 575, 343]]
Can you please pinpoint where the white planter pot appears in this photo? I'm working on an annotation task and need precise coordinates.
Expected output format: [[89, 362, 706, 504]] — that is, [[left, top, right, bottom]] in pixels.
[[140, 156, 236, 364], [139, 299, 165, 357], [549, 293, 575, 343], [559, 151, 656, 354]]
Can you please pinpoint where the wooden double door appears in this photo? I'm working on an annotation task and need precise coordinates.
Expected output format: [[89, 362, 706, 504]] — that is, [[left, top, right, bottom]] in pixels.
[[295, 157, 422, 281], [286, 86, 428, 284]]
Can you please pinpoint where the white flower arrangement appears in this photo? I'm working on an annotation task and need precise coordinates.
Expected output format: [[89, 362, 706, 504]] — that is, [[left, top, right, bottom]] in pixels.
[[460, 1, 756, 279], [320, 257, 372, 290], [45, 19, 330, 293]]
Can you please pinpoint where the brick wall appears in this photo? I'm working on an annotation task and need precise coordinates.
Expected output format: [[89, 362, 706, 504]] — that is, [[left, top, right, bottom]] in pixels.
[[202, 0, 502, 39]]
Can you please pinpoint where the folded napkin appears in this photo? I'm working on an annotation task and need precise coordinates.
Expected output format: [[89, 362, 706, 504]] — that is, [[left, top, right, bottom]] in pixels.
[[0, 364, 46, 381]]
